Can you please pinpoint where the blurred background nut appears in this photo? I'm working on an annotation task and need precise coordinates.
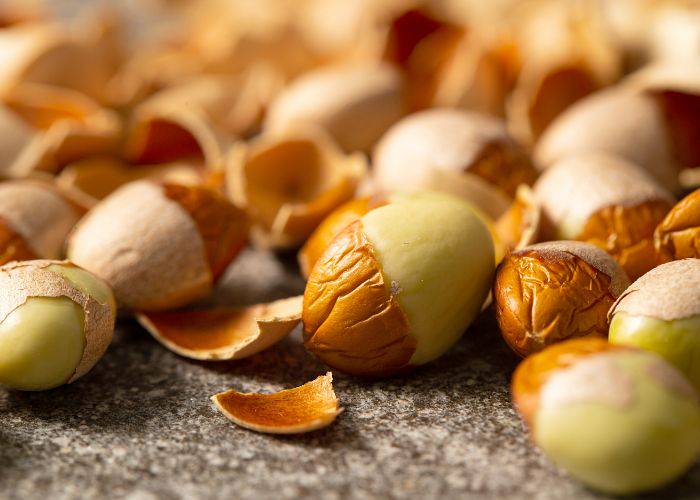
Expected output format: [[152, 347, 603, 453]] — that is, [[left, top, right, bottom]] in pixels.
[[373, 108, 537, 220], [609, 259, 700, 390], [302, 192, 494, 377], [533, 153, 674, 280], [655, 187, 700, 261], [0, 179, 81, 265], [67, 180, 248, 311], [512, 338, 700, 495], [0, 260, 115, 391], [494, 184, 543, 253], [494, 241, 629, 357], [264, 62, 406, 153]]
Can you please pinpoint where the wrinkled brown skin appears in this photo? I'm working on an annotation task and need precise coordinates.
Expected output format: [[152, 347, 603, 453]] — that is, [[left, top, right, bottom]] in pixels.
[[511, 337, 624, 428], [469, 142, 539, 199], [161, 184, 248, 281], [0, 217, 36, 266], [298, 196, 387, 278], [494, 249, 616, 358], [578, 200, 671, 281], [655, 188, 700, 262], [383, 9, 464, 110], [303, 221, 416, 377]]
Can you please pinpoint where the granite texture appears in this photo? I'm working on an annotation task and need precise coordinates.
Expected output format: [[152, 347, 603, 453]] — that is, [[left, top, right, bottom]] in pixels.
[[1, 249, 699, 500]]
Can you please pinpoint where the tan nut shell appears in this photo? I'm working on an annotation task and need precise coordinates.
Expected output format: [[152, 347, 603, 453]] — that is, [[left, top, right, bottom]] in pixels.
[[0, 260, 115, 383], [610, 259, 700, 322], [534, 87, 679, 192], [211, 373, 342, 434], [137, 296, 302, 360], [265, 62, 406, 152], [374, 108, 536, 198], [67, 180, 211, 311], [655, 189, 700, 261], [0, 103, 38, 178], [227, 128, 367, 249], [534, 153, 674, 231], [0, 180, 80, 258]]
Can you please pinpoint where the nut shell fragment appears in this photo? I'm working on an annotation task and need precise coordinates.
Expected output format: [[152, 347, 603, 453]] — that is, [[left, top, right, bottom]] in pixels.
[[137, 296, 302, 360], [227, 129, 367, 249], [211, 373, 342, 434], [495, 185, 542, 252], [303, 221, 415, 377], [494, 241, 629, 357], [655, 189, 700, 261], [0, 260, 115, 383]]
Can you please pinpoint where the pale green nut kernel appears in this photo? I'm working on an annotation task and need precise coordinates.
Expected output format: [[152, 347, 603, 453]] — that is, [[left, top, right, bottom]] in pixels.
[[0, 261, 116, 391], [534, 351, 700, 495], [610, 312, 700, 391]]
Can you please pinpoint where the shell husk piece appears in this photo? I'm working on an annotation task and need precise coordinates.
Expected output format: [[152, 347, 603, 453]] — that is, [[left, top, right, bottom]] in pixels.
[[227, 128, 367, 249], [534, 87, 679, 193], [211, 372, 342, 434], [0, 179, 80, 258], [0, 104, 37, 177], [123, 93, 233, 170], [0, 260, 114, 383], [137, 295, 302, 361], [495, 184, 542, 251], [534, 153, 674, 230], [56, 156, 205, 206], [506, 1, 621, 144], [67, 180, 211, 311], [2, 83, 121, 175], [610, 259, 700, 322], [264, 62, 406, 153]]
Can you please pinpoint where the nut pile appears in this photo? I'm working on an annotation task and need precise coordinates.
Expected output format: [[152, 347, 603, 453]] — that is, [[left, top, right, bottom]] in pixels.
[[0, 0, 699, 494]]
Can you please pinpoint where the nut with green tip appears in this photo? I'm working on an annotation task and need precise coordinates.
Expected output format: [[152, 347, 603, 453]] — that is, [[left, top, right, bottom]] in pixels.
[[0, 260, 116, 391], [609, 259, 700, 390], [512, 338, 700, 495]]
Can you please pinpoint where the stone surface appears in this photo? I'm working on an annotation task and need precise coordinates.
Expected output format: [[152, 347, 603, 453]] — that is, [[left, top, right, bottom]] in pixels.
[[1, 249, 699, 499]]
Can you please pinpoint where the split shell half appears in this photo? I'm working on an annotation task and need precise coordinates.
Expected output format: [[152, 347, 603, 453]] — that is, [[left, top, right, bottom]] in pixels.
[[211, 373, 342, 434]]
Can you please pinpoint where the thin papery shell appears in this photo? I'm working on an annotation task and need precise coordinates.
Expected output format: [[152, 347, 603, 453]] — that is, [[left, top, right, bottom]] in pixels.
[[495, 185, 542, 251], [511, 337, 621, 426], [265, 62, 406, 152], [534, 87, 679, 192], [227, 128, 367, 249], [211, 373, 342, 434], [123, 92, 233, 170], [67, 181, 212, 311], [507, 1, 621, 144], [494, 241, 629, 357], [137, 295, 302, 360], [610, 259, 700, 322], [56, 156, 206, 206], [0, 179, 80, 260], [0, 23, 118, 103], [373, 108, 536, 216], [655, 189, 700, 261], [0, 260, 114, 383], [534, 153, 673, 233], [1, 83, 121, 175]]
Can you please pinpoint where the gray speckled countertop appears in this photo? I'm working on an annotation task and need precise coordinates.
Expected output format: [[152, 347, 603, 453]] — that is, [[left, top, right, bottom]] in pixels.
[[1, 249, 699, 500]]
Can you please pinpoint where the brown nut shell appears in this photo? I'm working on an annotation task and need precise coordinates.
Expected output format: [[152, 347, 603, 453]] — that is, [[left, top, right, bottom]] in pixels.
[[0, 179, 80, 260], [0, 260, 115, 383], [298, 196, 386, 278], [655, 188, 700, 262], [67, 180, 212, 311], [610, 259, 700, 322], [302, 221, 415, 377], [211, 373, 342, 434], [137, 296, 302, 361], [494, 241, 629, 357], [511, 337, 625, 427]]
